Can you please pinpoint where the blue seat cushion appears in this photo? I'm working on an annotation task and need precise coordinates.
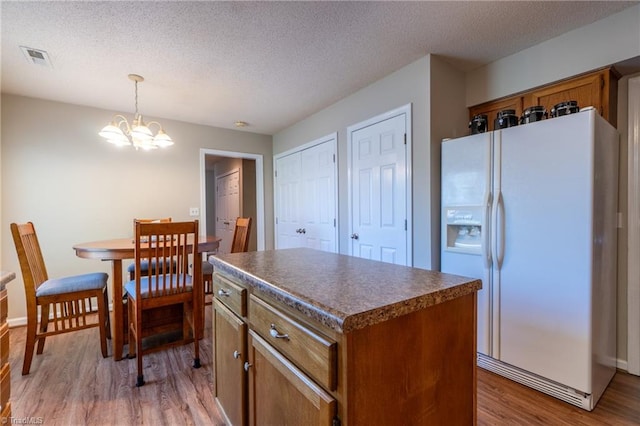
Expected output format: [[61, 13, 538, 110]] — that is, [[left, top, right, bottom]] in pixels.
[[127, 258, 177, 274], [36, 272, 108, 297], [124, 275, 193, 300], [202, 261, 213, 275]]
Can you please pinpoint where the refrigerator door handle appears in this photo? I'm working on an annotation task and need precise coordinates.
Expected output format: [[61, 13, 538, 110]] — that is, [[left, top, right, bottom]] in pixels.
[[483, 191, 493, 269], [496, 191, 506, 269]]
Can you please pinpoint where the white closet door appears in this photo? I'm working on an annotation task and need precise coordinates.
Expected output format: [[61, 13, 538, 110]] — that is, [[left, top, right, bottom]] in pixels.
[[301, 142, 337, 252], [275, 136, 337, 252], [275, 153, 303, 249]]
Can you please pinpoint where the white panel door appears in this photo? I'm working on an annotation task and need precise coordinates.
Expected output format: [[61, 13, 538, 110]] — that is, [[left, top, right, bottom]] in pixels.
[[275, 138, 337, 252], [275, 152, 303, 249], [300, 142, 337, 252], [350, 113, 407, 265], [215, 169, 241, 254]]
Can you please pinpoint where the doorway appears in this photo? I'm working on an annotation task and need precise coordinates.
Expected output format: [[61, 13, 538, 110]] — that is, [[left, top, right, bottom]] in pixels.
[[200, 149, 265, 251]]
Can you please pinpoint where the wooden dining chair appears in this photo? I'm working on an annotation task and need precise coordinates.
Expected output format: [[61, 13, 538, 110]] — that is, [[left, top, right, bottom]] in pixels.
[[202, 217, 252, 305], [10, 222, 111, 375], [127, 217, 173, 280], [230, 217, 252, 254], [125, 220, 201, 386]]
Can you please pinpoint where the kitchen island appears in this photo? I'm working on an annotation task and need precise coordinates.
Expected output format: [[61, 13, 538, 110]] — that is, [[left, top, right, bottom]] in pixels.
[[1, 271, 16, 420], [210, 248, 481, 425]]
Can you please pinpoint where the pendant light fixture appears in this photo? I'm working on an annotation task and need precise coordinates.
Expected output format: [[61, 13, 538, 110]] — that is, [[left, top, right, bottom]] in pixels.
[[99, 74, 173, 150]]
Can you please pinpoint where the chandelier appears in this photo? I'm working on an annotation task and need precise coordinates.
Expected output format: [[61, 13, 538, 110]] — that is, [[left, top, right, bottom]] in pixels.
[[99, 74, 173, 150]]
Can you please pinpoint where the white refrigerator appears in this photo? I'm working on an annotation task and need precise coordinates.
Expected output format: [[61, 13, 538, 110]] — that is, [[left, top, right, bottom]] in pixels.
[[441, 107, 619, 410]]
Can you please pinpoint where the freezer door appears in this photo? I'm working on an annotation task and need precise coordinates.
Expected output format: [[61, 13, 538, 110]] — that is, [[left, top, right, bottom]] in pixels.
[[441, 132, 493, 355], [496, 112, 594, 393]]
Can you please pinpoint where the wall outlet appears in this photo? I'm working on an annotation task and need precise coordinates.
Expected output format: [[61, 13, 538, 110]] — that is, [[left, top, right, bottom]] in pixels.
[[189, 207, 200, 217]]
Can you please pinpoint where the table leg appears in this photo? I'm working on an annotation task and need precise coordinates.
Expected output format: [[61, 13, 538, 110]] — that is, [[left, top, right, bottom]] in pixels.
[[111, 259, 124, 361]]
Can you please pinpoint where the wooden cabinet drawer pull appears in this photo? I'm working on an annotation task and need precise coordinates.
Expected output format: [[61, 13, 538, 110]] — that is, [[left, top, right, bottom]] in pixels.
[[269, 324, 289, 340]]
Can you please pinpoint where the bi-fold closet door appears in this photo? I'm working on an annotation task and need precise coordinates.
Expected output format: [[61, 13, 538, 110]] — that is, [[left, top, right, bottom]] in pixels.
[[274, 136, 338, 252]]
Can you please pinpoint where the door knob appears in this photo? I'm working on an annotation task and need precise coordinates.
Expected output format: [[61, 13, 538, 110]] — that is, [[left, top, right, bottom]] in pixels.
[[350, 233, 359, 240]]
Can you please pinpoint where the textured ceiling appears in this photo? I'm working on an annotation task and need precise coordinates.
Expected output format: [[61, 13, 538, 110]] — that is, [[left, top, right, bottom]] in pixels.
[[1, 1, 637, 135]]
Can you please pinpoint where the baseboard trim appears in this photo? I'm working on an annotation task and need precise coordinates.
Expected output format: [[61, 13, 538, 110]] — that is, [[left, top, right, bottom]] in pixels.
[[7, 303, 115, 328]]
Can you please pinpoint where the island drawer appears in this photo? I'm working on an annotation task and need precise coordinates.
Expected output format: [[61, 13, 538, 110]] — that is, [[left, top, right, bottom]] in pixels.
[[213, 272, 247, 318], [249, 294, 337, 391]]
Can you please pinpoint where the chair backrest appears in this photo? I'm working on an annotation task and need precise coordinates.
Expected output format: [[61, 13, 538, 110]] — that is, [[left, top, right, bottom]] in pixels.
[[230, 217, 252, 253], [134, 220, 199, 296], [10, 222, 48, 303], [133, 217, 172, 226]]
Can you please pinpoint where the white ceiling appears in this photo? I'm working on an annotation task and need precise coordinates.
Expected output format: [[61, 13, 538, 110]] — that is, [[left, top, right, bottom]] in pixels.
[[1, 1, 637, 135]]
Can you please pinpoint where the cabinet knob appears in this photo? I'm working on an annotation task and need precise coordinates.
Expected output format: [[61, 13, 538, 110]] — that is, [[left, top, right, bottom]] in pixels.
[[233, 350, 241, 359], [269, 323, 290, 340], [301, 228, 306, 234], [244, 361, 252, 372], [350, 233, 359, 240], [217, 289, 231, 297]]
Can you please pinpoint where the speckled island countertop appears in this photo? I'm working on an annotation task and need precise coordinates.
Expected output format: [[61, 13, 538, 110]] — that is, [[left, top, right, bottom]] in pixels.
[[0, 270, 16, 291], [209, 248, 481, 333]]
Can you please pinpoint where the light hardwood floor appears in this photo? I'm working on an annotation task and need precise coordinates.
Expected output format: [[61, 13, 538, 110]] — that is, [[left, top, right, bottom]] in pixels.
[[7, 308, 640, 425]]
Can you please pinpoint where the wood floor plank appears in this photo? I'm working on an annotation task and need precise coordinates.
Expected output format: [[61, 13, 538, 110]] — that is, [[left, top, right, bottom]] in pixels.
[[477, 367, 640, 425], [8, 307, 640, 425], [8, 308, 225, 426]]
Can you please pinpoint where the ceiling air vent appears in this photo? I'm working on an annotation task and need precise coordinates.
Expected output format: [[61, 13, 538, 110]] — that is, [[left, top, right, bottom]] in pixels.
[[19, 46, 53, 68]]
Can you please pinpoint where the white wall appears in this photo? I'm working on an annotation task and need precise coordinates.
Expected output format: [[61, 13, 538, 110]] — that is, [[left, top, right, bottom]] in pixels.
[[466, 4, 640, 106], [1, 94, 273, 322], [274, 55, 466, 270], [428, 57, 468, 269]]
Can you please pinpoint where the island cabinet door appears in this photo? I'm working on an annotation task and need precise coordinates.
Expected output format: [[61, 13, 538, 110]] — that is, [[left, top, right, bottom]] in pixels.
[[247, 330, 336, 426], [214, 300, 247, 426]]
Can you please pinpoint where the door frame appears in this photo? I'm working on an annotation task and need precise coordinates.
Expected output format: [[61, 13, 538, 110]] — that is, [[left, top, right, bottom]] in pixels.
[[628, 75, 640, 375], [200, 149, 265, 250], [347, 104, 413, 265], [273, 132, 339, 251]]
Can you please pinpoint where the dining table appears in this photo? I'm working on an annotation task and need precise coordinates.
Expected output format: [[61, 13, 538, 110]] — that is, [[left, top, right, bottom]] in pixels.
[[73, 235, 221, 361]]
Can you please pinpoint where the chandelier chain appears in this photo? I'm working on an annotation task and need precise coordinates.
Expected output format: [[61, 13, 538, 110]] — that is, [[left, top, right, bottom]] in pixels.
[[134, 80, 139, 116]]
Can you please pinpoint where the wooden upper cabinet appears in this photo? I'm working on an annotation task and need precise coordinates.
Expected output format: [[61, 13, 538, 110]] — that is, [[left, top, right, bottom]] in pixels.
[[469, 96, 523, 132], [469, 67, 619, 129]]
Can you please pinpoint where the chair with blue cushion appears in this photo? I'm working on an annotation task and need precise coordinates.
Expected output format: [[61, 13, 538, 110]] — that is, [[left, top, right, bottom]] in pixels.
[[125, 220, 201, 386], [10, 222, 111, 375], [127, 217, 174, 281]]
